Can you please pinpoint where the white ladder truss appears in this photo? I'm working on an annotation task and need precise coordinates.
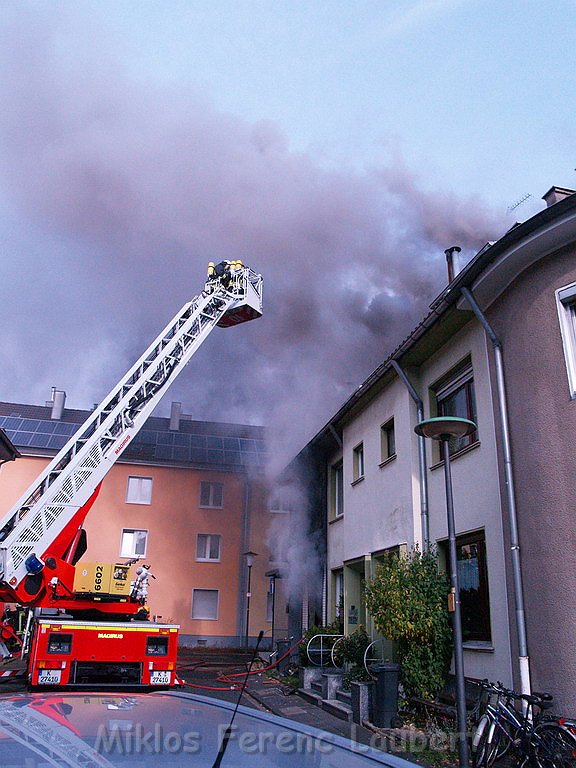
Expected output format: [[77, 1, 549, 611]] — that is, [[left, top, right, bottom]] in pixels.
[[0, 268, 263, 589], [0, 699, 115, 767]]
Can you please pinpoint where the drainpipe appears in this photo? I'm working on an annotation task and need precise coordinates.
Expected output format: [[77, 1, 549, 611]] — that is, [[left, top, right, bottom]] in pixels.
[[326, 422, 341, 624], [390, 359, 430, 550], [236, 478, 252, 645], [328, 422, 342, 449], [460, 286, 531, 696]]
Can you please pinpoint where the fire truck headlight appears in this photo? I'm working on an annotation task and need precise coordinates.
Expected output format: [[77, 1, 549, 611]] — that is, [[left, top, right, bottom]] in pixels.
[[25, 554, 45, 575]]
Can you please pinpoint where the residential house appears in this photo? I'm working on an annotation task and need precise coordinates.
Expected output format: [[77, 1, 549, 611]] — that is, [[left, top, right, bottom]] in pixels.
[[291, 186, 576, 712]]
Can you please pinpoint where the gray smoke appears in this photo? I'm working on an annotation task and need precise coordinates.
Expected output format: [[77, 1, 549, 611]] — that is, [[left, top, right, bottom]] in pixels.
[[0, 8, 507, 478]]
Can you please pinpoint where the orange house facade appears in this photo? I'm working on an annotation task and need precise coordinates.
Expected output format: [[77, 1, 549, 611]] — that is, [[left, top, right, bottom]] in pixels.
[[0, 396, 278, 648]]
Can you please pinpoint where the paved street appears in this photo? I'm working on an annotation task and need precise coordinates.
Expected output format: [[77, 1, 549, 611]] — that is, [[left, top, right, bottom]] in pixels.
[[175, 649, 410, 757]]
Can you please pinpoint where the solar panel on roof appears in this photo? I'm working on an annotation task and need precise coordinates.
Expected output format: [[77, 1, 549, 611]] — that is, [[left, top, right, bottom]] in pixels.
[[2, 417, 22, 430], [205, 436, 223, 450], [0, 400, 265, 465], [53, 422, 75, 435], [190, 448, 208, 463], [48, 436, 67, 449], [36, 421, 58, 434], [225, 451, 242, 465]]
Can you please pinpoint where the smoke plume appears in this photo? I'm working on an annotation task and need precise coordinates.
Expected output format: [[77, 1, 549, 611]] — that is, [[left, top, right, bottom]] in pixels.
[[0, 9, 507, 478]]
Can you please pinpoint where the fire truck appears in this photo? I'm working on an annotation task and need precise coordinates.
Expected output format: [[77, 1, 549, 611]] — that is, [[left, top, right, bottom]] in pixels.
[[0, 262, 263, 688]]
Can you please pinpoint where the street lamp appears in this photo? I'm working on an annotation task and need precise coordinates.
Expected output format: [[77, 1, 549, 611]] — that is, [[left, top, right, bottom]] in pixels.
[[243, 550, 258, 649], [265, 568, 283, 654], [415, 416, 476, 768]]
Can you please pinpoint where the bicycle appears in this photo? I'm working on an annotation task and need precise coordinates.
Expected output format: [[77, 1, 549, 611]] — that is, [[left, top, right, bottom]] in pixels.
[[472, 679, 576, 768]]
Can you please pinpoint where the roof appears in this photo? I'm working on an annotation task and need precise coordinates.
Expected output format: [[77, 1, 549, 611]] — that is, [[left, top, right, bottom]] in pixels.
[[0, 402, 266, 471], [293, 188, 576, 463]]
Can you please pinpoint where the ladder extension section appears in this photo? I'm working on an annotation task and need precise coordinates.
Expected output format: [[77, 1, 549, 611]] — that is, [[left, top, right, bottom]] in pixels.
[[0, 267, 262, 590], [0, 699, 115, 767]]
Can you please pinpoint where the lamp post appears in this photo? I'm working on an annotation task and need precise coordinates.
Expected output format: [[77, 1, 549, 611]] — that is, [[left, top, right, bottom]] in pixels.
[[415, 416, 477, 768], [243, 550, 258, 649]]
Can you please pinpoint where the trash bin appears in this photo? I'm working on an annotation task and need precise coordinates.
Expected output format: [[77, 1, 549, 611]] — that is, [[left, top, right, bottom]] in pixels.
[[275, 639, 291, 675], [372, 663, 400, 728]]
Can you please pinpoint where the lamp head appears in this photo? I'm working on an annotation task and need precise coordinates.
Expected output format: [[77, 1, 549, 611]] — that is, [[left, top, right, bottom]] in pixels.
[[243, 550, 258, 568], [415, 416, 477, 441]]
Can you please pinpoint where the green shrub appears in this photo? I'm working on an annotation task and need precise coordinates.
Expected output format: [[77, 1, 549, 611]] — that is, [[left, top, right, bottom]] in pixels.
[[333, 625, 370, 668], [364, 546, 452, 700], [334, 625, 372, 689]]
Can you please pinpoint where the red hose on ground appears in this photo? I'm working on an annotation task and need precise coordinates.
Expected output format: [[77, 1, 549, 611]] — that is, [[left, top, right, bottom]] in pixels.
[[176, 637, 302, 691]]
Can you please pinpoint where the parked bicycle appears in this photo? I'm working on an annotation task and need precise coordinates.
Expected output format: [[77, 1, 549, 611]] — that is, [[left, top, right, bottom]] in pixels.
[[472, 679, 576, 768]]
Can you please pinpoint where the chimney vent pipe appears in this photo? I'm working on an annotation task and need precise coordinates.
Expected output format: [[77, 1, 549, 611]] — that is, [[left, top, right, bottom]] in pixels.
[[50, 390, 66, 420], [445, 246, 462, 283], [170, 401, 182, 431]]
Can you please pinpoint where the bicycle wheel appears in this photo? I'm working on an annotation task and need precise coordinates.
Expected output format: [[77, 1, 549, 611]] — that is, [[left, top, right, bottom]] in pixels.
[[533, 722, 576, 768], [494, 717, 517, 761], [473, 716, 500, 768]]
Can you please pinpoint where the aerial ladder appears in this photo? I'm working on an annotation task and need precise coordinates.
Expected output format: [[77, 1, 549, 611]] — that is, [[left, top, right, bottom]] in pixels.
[[0, 262, 262, 687]]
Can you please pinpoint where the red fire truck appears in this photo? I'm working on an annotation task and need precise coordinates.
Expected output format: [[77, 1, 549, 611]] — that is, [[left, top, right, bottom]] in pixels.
[[28, 619, 179, 687], [0, 262, 263, 688]]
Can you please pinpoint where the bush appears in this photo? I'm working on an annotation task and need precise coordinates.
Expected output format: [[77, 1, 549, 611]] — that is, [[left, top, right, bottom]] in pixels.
[[333, 625, 372, 689], [364, 546, 452, 700], [333, 625, 370, 668]]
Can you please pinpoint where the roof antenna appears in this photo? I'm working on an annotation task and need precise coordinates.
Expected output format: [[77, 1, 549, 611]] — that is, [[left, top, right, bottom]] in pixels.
[[507, 192, 532, 212], [211, 630, 264, 768]]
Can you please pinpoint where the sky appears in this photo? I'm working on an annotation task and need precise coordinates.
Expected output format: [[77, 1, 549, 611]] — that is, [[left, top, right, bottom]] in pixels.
[[1, 0, 575, 473]]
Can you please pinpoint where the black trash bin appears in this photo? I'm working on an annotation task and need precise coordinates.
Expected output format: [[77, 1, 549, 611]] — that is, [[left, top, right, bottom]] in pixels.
[[275, 639, 291, 675], [372, 663, 400, 728]]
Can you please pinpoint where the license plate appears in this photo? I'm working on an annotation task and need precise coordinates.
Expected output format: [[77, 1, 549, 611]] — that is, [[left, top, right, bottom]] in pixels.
[[38, 669, 62, 685], [150, 670, 171, 685]]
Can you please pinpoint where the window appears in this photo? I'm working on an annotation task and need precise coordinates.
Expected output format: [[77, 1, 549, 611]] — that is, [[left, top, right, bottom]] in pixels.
[[146, 636, 168, 656], [120, 528, 148, 558], [196, 534, 221, 562], [268, 535, 288, 563], [435, 364, 478, 455], [329, 461, 344, 518], [352, 443, 365, 481], [200, 481, 224, 508], [126, 476, 152, 505], [48, 634, 72, 654], [269, 497, 292, 514], [334, 569, 344, 622], [441, 531, 491, 642], [556, 282, 576, 397], [191, 589, 219, 620], [380, 419, 396, 463]]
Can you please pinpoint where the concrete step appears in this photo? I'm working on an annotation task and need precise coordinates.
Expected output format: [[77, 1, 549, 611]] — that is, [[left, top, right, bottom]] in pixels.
[[322, 698, 352, 722], [336, 688, 352, 705], [310, 680, 322, 694], [297, 688, 323, 706]]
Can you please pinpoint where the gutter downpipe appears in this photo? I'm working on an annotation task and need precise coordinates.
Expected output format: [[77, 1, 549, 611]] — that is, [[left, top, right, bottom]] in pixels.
[[460, 286, 531, 696], [237, 478, 252, 645], [326, 422, 342, 625], [390, 359, 430, 550]]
